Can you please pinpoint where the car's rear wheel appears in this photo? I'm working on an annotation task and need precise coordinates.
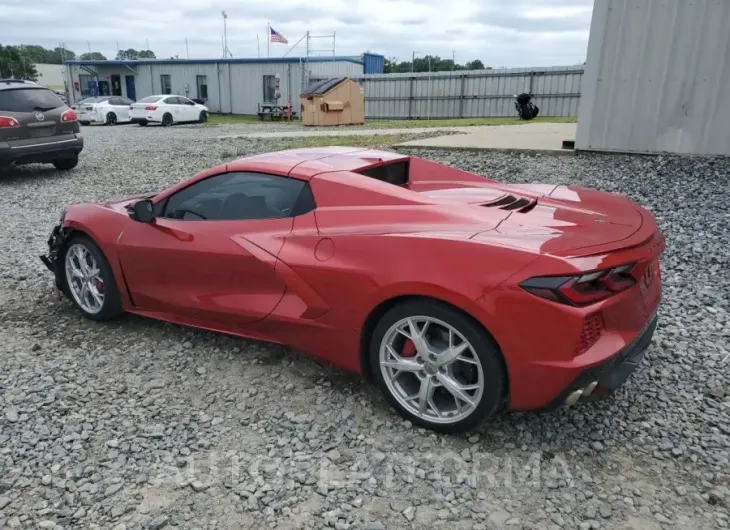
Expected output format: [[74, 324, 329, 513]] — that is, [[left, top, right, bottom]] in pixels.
[[105, 112, 117, 125], [62, 235, 123, 321], [370, 299, 505, 433], [53, 156, 78, 171], [161, 113, 173, 126], [198, 110, 208, 123]]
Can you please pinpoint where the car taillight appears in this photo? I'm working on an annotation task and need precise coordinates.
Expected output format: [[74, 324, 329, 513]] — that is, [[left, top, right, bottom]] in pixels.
[[130, 106, 134, 110], [61, 109, 78, 122], [0, 116, 20, 128], [520, 263, 637, 306], [144, 105, 157, 111]]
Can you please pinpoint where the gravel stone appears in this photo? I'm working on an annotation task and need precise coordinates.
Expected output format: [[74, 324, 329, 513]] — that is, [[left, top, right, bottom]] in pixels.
[[0, 125, 728, 529]]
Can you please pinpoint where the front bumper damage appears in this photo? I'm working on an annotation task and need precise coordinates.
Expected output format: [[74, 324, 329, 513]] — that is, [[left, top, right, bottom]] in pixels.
[[40, 222, 69, 292]]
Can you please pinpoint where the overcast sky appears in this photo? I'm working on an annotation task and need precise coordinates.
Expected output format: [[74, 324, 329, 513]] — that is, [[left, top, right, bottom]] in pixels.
[[1, 0, 594, 67]]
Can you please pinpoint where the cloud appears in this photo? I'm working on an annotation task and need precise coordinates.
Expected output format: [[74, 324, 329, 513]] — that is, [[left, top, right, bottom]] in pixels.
[[0, 0, 594, 67]]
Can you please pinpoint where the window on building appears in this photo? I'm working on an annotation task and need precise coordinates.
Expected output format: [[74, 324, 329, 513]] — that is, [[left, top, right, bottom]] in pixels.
[[78, 74, 93, 97], [263, 75, 276, 103], [196, 75, 208, 101], [160, 75, 172, 95]]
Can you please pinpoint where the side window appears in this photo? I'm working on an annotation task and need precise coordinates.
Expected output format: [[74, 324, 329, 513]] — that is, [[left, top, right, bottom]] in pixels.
[[178, 97, 194, 105], [121, 97, 133, 105], [108, 97, 122, 106], [164, 97, 179, 105], [161, 172, 314, 221]]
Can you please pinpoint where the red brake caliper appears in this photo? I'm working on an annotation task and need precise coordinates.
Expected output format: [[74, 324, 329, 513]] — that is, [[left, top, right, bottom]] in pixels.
[[401, 339, 417, 357], [95, 279, 105, 293]]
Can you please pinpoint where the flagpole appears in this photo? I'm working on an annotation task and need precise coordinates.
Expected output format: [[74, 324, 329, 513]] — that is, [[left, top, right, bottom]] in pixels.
[[267, 23, 270, 57], [257, 34, 260, 58]]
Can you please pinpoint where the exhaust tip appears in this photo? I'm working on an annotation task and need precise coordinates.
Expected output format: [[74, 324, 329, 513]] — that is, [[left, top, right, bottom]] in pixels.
[[565, 389, 583, 406], [583, 381, 598, 397]]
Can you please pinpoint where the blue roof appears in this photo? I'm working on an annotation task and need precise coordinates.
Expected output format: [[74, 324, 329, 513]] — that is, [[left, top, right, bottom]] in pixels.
[[64, 56, 372, 67]]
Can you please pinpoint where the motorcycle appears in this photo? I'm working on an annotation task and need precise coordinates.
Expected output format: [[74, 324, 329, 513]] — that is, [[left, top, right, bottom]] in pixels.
[[514, 92, 539, 120]]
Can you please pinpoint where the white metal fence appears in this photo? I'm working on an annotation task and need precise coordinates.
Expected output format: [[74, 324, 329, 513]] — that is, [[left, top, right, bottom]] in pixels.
[[313, 65, 584, 120]]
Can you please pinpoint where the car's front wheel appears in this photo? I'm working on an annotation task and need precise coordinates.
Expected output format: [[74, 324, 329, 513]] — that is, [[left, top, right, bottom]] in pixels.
[[370, 299, 506, 433], [198, 110, 208, 123], [161, 113, 173, 126], [53, 156, 78, 171], [105, 112, 117, 125], [62, 235, 123, 321]]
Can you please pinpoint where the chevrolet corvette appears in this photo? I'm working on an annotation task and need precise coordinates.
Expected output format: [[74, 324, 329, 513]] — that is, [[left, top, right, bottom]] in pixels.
[[41, 147, 664, 432]]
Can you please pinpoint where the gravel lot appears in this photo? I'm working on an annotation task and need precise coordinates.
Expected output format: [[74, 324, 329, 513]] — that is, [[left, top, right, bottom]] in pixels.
[[0, 123, 728, 530]]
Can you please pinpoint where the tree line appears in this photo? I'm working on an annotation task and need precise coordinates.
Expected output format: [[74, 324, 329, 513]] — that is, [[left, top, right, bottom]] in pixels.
[[384, 55, 490, 74], [0, 44, 157, 80]]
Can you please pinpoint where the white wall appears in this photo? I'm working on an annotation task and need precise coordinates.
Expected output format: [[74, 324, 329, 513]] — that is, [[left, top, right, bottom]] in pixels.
[[576, 0, 730, 155], [35, 64, 65, 89]]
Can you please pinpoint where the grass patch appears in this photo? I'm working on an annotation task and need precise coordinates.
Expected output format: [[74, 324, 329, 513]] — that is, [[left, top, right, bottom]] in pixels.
[[278, 133, 421, 149], [206, 114, 297, 126], [206, 114, 577, 128]]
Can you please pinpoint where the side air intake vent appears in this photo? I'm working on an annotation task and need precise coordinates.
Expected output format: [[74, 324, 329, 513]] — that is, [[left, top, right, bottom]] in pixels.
[[483, 195, 537, 212]]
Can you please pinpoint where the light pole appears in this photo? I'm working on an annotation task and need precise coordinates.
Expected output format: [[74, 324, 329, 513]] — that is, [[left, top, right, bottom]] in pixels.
[[222, 11, 228, 58], [412, 51, 419, 72]]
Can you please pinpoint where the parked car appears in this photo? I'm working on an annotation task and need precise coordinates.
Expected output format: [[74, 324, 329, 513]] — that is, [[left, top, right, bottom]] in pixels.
[[1, 79, 83, 175], [53, 90, 68, 105], [129, 95, 209, 126], [74, 96, 135, 125], [41, 148, 664, 432]]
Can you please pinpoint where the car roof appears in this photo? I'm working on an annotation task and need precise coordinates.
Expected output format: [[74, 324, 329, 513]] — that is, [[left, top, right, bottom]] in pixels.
[[226, 147, 409, 181]]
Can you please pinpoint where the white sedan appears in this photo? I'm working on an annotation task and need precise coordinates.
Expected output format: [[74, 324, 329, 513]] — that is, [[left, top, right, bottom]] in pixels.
[[74, 96, 135, 125], [129, 95, 209, 126]]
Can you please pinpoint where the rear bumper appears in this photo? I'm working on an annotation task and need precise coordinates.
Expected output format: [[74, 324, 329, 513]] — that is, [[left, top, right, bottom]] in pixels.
[[131, 117, 159, 124], [542, 312, 658, 410], [0, 135, 83, 166]]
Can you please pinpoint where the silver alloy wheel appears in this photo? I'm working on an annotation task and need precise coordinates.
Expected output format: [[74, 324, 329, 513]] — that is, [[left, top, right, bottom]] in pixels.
[[64, 243, 105, 314], [379, 316, 484, 425]]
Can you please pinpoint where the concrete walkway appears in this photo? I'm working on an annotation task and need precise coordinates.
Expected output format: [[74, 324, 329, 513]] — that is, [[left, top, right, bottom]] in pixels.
[[395, 122, 577, 153], [216, 126, 463, 139]]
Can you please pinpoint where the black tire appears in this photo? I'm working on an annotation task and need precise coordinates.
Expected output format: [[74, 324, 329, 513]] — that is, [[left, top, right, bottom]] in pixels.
[[53, 156, 78, 171], [61, 234, 123, 321], [138, 120, 148, 127], [80, 121, 90, 126], [105, 112, 117, 125], [161, 113, 173, 126], [198, 110, 208, 123], [369, 299, 506, 433]]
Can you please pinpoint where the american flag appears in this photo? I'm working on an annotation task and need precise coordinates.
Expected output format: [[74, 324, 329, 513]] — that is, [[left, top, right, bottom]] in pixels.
[[270, 27, 288, 44]]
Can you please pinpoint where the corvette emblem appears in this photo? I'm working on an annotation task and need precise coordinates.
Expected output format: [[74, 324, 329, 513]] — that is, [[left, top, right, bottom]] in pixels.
[[35, 112, 45, 121]]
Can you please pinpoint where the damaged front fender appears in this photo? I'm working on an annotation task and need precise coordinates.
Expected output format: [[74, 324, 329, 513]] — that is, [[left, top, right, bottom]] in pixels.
[[39, 222, 70, 291]]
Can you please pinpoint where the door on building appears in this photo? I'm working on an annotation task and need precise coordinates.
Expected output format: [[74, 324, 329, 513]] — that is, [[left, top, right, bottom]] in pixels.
[[196, 75, 208, 102], [125, 75, 136, 101], [110, 75, 122, 96], [98, 81, 110, 96]]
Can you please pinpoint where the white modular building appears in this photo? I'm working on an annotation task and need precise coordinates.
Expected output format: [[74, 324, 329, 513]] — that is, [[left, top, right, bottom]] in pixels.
[[63, 54, 385, 115]]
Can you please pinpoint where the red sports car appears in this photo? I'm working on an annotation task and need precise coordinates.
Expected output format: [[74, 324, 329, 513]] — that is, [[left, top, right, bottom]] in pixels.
[[41, 147, 664, 432]]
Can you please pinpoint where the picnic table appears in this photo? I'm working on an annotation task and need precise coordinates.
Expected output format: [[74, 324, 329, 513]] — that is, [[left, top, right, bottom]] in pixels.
[[257, 103, 297, 121]]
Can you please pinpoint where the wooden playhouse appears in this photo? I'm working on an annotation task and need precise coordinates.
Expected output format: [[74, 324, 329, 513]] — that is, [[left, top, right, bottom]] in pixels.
[[300, 77, 365, 127]]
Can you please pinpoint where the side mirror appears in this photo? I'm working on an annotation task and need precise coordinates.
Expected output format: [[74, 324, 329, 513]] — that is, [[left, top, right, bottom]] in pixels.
[[130, 199, 155, 223]]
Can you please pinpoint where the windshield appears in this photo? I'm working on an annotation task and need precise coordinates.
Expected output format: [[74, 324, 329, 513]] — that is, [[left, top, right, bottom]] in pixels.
[[79, 96, 111, 104], [0, 87, 64, 112], [137, 96, 163, 103]]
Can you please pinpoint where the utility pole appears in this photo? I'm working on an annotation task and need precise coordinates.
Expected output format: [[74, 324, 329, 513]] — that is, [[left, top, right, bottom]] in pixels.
[[87, 41, 92, 54], [412, 51, 416, 72], [146, 39, 150, 51], [222, 11, 229, 58], [185, 37, 190, 59], [452, 50, 455, 71], [267, 23, 270, 58]]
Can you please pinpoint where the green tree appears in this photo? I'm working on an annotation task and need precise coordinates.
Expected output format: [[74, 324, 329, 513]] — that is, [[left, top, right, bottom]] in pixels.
[[116, 48, 156, 60], [48, 46, 76, 63], [20, 45, 52, 64], [80, 52, 107, 60], [0, 44, 38, 80]]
